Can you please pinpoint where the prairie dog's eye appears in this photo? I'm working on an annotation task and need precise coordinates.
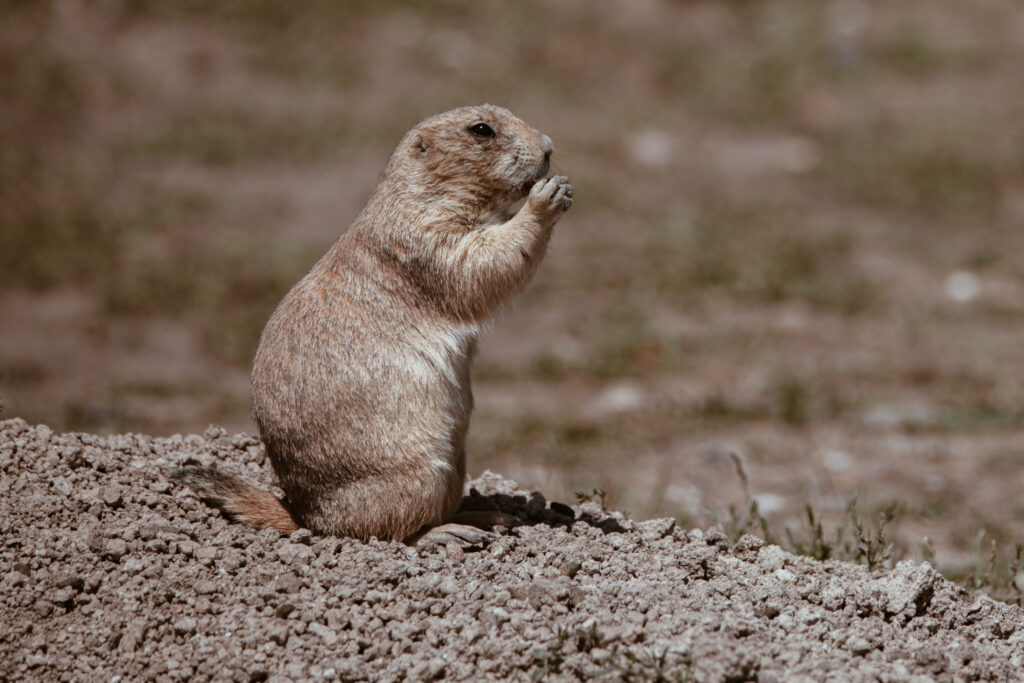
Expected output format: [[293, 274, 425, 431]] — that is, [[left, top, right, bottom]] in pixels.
[[469, 122, 495, 138]]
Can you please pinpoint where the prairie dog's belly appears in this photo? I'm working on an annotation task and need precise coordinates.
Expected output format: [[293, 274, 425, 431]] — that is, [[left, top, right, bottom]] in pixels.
[[396, 323, 479, 469], [401, 323, 478, 390]]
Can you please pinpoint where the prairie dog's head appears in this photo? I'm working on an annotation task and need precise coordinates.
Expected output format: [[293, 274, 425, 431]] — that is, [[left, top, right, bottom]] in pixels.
[[390, 104, 554, 209]]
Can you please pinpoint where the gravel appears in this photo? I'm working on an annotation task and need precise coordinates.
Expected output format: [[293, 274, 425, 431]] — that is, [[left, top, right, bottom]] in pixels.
[[2, 417, 1022, 681]]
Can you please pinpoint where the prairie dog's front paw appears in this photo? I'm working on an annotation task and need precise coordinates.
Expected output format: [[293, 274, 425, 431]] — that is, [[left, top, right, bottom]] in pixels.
[[527, 175, 573, 220]]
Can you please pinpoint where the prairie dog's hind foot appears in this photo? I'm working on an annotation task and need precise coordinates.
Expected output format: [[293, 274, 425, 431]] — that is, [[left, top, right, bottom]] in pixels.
[[412, 523, 497, 549]]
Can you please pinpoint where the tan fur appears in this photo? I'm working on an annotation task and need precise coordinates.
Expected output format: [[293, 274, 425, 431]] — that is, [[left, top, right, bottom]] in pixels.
[[174, 105, 572, 541]]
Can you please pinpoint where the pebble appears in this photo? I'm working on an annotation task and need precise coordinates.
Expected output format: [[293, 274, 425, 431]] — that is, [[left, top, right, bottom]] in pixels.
[[102, 487, 123, 507], [307, 622, 337, 645], [104, 539, 128, 561], [173, 617, 197, 636]]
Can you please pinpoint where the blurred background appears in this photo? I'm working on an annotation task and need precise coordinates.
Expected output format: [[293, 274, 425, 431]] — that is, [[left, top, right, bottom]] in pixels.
[[2, 0, 1023, 586]]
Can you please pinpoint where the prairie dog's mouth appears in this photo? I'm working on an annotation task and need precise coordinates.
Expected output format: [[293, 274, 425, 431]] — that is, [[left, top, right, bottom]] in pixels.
[[518, 164, 550, 196], [485, 168, 544, 225], [518, 178, 537, 197]]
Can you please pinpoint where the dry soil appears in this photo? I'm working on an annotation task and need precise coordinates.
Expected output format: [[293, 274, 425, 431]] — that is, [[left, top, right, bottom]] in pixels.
[[2, 419, 1022, 682]]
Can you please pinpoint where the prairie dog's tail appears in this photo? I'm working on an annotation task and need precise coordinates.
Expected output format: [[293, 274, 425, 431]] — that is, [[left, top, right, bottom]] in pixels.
[[169, 466, 299, 534]]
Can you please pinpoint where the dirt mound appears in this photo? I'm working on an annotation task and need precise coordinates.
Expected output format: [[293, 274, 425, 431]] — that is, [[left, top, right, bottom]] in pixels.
[[2, 418, 1022, 681]]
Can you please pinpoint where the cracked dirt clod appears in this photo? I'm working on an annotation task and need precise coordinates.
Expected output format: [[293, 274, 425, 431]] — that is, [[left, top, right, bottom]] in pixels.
[[1, 418, 1023, 681]]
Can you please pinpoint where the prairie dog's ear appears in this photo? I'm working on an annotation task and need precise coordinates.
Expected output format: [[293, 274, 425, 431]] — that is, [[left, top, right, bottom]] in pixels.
[[411, 133, 429, 156]]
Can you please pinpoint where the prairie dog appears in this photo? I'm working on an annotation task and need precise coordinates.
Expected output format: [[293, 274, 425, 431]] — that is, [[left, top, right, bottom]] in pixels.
[[172, 104, 572, 545]]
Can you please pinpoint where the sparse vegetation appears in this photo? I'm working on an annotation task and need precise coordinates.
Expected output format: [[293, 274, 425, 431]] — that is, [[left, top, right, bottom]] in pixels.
[[530, 623, 602, 681], [711, 454, 777, 546], [574, 487, 610, 513], [590, 646, 693, 683], [712, 456, 1023, 604], [531, 622, 692, 682], [958, 533, 1024, 607]]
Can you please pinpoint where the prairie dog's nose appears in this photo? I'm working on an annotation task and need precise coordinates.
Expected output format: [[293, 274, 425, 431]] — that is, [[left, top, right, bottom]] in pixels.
[[540, 134, 554, 175], [541, 134, 554, 158]]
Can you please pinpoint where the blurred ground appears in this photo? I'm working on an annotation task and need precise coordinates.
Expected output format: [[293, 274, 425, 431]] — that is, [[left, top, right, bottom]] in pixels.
[[2, 0, 1023, 585]]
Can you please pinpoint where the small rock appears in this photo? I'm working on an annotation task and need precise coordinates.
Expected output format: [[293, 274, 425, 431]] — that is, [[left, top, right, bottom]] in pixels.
[[275, 575, 305, 594], [54, 572, 84, 591], [104, 539, 128, 562], [704, 528, 729, 547], [277, 543, 313, 565], [203, 425, 227, 440], [945, 270, 980, 303], [289, 529, 313, 545], [173, 617, 197, 636], [798, 607, 822, 625], [820, 582, 846, 611], [122, 558, 145, 574], [410, 658, 447, 679], [559, 560, 582, 579], [268, 622, 290, 646], [307, 622, 337, 646], [25, 653, 48, 668], [194, 546, 217, 562], [35, 424, 53, 444], [732, 534, 764, 560], [486, 607, 511, 624], [758, 545, 787, 571], [64, 447, 87, 469], [848, 637, 872, 656], [637, 517, 676, 542], [101, 487, 123, 507], [774, 569, 797, 583]]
